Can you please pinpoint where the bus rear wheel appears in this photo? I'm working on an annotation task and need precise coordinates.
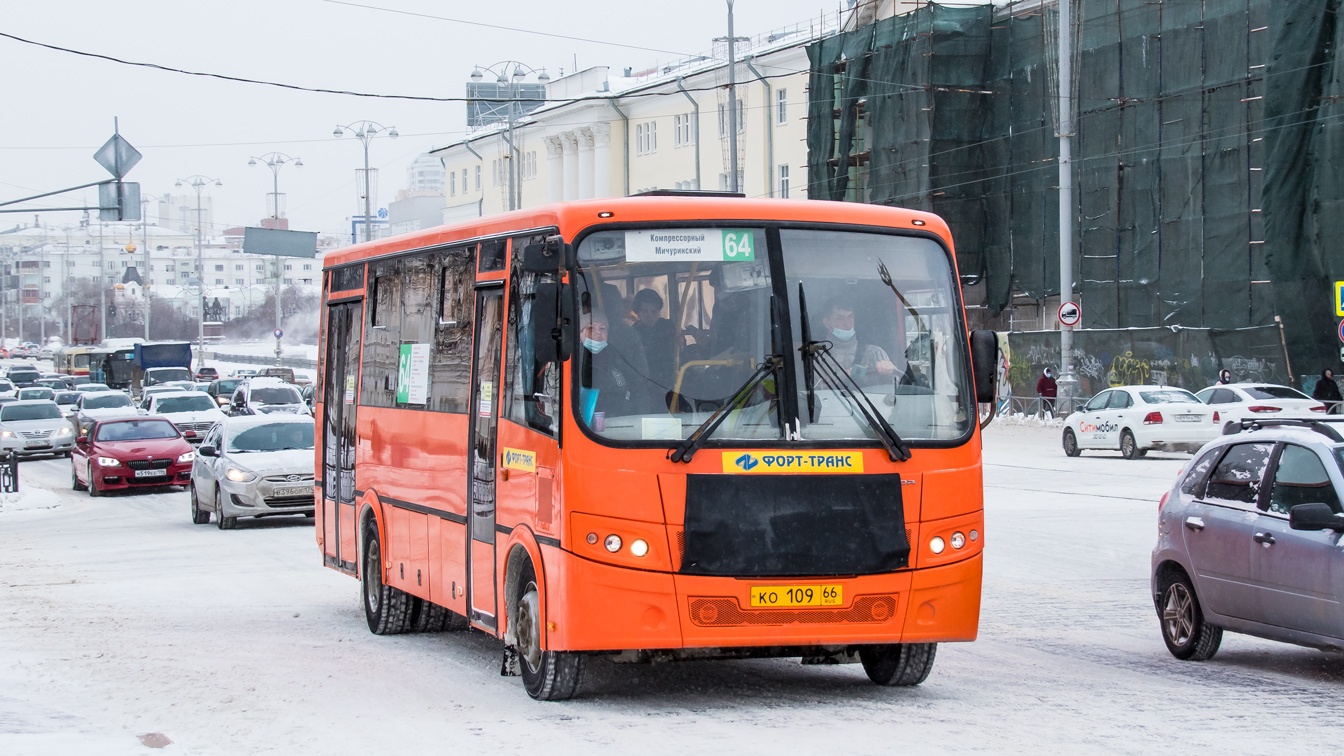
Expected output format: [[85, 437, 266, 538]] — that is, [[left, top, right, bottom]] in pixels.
[[515, 563, 584, 701], [859, 643, 937, 686], [362, 519, 413, 635]]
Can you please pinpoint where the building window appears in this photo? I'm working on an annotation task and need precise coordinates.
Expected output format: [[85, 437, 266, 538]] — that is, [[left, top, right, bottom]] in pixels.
[[66, 260, 76, 267], [303, 263, 312, 270], [235, 278, 245, 285], [214, 264, 224, 272], [215, 278, 224, 285], [779, 164, 790, 198], [43, 276, 51, 284], [636, 121, 657, 155], [777, 89, 787, 124], [450, 172, 456, 196], [284, 277, 293, 284], [42, 260, 50, 268], [718, 104, 726, 137], [90, 275, 99, 283], [166, 264, 175, 271], [284, 264, 292, 271], [256, 264, 264, 271], [474, 165, 481, 190], [234, 264, 243, 271]]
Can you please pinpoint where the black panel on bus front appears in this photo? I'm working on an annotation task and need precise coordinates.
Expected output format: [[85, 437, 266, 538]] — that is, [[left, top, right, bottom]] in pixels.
[[681, 474, 909, 577]]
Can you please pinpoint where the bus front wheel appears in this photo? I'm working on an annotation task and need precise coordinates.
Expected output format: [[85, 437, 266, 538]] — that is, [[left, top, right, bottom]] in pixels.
[[859, 643, 937, 686], [515, 562, 585, 701]]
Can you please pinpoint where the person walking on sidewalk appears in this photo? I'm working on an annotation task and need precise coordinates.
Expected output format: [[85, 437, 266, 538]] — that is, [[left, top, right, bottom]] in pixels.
[[1313, 368, 1342, 414], [1036, 367, 1058, 417]]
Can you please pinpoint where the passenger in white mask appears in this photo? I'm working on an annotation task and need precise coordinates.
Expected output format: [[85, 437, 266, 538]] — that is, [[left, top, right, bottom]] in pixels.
[[580, 308, 647, 420], [820, 300, 896, 387]]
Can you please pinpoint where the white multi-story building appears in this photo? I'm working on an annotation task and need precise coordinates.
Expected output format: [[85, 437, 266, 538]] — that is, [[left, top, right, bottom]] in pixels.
[[406, 153, 446, 195], [431, 19, 832, 220]]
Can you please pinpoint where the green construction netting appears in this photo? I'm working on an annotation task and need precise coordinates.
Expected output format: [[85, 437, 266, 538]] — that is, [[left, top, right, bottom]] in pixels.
[[807, 0, 1344, 375]]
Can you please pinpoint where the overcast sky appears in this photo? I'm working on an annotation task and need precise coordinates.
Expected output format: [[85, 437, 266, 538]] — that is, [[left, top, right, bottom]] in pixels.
[[0, 0, 866, 239]]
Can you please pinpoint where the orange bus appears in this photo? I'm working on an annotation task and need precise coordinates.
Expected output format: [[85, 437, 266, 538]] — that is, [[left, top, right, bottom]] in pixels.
[[315, 194, 998, 699]]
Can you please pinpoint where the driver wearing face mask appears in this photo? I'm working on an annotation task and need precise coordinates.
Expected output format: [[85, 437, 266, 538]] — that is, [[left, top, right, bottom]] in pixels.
[[580, 308, 647, 420], [820, 301, 896, 387]]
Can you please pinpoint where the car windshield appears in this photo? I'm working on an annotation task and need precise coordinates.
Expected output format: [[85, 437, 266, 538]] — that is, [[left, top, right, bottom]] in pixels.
[[1140, 389, 1200, 404], [18, 389, 53, 400], [95, 419, 179, 441], [83, 393, 133, 409], [155, 395, 217, 413], [227, 422, 315, 452], [0, 382, 12, 391], [1, 404, 61, 421], [213, 380, 242, 394], [55, 392, 79, 405], [572, 227, 972, 444], [252, 387, 301, 404], [80, 384, 110, 391], [1244, 385, 1310, 401], [147, 368, 192, 383]]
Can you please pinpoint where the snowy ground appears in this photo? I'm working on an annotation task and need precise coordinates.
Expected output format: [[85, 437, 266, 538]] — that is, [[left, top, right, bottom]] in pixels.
[[2, 424, 1342, 755]]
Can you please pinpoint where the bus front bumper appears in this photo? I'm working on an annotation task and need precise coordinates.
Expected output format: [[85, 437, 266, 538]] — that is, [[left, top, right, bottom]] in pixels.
[[544, 549, 982, 653]]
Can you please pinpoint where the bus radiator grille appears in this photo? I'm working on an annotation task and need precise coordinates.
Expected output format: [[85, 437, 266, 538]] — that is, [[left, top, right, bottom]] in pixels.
[[688, 596, 897, 627]]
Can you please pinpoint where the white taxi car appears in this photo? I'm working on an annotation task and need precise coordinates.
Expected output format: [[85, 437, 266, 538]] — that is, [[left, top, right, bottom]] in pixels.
[[1063, 385, 1219, 459], [1194, 383, 1327, 433]]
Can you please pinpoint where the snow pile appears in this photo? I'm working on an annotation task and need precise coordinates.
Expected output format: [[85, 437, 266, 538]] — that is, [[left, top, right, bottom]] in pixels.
[[0, 484, 60, 514]]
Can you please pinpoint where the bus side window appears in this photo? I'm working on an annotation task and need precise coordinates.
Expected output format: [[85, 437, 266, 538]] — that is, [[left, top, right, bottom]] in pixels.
[[504, 234, 559, 436], [361, 258, 402, 408], [396, 254, 436, 407], [429, 246, 474, 414]]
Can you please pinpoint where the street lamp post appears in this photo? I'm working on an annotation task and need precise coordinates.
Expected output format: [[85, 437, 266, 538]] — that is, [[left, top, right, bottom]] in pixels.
[[174, 175, 221, 372], [333, 121, 398, 242], [469, 62, 550, 211], [138, 194, 157, 341], [249, 152, 303, 366]]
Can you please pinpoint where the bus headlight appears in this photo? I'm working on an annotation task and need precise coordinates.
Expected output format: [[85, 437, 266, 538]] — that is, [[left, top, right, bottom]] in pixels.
[[604, 535, 622, 553], [629, 539, 649, 558], [929, 536, 946, 555], [951, 531, 966, 550]]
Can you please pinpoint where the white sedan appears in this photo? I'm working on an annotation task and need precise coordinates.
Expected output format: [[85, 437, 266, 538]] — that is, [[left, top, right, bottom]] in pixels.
[[1194, 382, 1328, 432], [1062, 385, 1219, 459]]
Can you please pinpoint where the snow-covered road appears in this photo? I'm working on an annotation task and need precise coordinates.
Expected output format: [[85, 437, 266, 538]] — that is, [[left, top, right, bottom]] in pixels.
[[3, 425, 1342, 755]]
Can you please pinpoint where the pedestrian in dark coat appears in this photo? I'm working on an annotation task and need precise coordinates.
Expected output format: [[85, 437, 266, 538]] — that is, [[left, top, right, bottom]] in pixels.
[[1313, 369, 1342, 413], [1036, 368, 1058, 416]]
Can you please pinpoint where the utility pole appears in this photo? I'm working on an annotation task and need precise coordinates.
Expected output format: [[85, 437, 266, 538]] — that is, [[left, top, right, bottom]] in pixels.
[[249, 152, 302, 366], [140, 195, 152, 340], [99, 221, 106, 342], [1056, 0, 1078, 409], [175, 175, 221, 371], [726, 0, 740, 193]]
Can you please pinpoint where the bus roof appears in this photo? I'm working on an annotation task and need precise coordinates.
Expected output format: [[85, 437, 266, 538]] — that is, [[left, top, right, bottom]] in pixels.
[[323, 197, 952, 270]]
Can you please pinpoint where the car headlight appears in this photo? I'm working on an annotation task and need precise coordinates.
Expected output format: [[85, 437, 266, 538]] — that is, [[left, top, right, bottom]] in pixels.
[[177, 451, 196, 464], [0, 430, 12, 438], [96, 456, 122, 467], [56, 426, 72, 435], [225, 467, 256, 482]]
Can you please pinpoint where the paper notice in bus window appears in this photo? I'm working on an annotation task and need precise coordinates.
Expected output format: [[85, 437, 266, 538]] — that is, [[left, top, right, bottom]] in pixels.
[[344, 375, 356, 404], [396, 343, 430, 404], [479, 381, 493, 417], [624, 229, 755, 263], [641, 417, 682, 440]]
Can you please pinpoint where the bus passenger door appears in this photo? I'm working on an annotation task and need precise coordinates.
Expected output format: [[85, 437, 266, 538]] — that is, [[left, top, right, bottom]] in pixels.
[[322, 300, 362, 574], [467, 285, 505, 630]]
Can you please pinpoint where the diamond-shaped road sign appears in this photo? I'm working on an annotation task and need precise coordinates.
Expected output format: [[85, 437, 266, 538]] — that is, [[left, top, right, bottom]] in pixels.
[[93, 134, 142, 179]]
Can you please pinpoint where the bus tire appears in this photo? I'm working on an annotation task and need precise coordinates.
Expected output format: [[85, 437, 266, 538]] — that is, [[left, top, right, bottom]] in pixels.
[[190, 485, 210, 524], [859, 643, 937, 686], [362, 518, 413, 635], [410, 597, 451, 633], [515, 562, 584, 700]]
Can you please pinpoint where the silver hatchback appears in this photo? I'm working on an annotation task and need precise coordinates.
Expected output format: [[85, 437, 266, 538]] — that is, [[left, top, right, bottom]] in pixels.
[[1152, 418, 1344, 659]]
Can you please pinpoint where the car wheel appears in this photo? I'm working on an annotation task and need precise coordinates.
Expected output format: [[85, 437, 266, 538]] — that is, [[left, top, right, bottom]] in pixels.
[[859, 643, 938, 686], [87, 464, 101, 497], [215, 486, 237, 530], [1062, 428, 1081, 457], [1120, 430, 1142, 460], [190, 484, 210, 525], [516, 561, 585, 700], [362, 518, 413, 634], [71, 464, 86, 491], [1158, 571, 1222, 661]]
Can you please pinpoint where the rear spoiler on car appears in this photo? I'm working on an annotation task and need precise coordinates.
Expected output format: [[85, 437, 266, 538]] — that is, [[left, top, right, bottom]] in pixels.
[[1225, 417, 1344, 442]]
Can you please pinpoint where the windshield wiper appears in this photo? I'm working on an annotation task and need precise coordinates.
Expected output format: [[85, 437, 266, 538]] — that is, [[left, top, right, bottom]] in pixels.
[[669, 294, 786, 464], [797, 283, 910, 462]]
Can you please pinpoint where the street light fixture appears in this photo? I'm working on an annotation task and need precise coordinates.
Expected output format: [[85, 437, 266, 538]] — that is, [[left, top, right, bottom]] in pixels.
[[466, 61, 550, 212], [248, 152, 303, 366], [333, 120, 399, 242], [174, 175, 221, 371]]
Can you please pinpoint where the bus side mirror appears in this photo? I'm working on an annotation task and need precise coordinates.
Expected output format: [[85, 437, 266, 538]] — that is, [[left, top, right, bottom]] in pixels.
[[970, 330, 998, 404], [522, 236, 573, 273], [533, 282, 574, 363]]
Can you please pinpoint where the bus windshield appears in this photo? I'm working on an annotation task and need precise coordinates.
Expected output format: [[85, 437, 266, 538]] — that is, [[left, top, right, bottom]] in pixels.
[[573, 227, 972, 445]]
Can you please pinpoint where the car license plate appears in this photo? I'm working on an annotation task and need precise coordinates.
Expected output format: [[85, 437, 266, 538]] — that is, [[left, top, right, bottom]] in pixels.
[[24, 441, 49, 448], [749, 584, 843, 608], [133, 469, 167, 478], [1174, 414, 1201, 423], [274, 486, 313, 497]]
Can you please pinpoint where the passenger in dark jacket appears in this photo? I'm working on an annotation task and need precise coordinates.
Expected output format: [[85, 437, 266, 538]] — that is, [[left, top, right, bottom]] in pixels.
[[1313, 369, 1342, 413], [1036, 368, 1057, 415]]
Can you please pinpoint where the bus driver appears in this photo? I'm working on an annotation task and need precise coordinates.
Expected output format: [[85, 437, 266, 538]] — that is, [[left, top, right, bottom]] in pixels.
[[821, 300, 896, 387]]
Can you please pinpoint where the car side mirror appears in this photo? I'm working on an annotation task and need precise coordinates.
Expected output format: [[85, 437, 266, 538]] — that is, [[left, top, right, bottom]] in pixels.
[[533, 281, 574, 363], [76, 435, 88, 445], [198, 445, 217, 457], [970, 329, 998, 404], [1289, 502, 1344, 531]]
